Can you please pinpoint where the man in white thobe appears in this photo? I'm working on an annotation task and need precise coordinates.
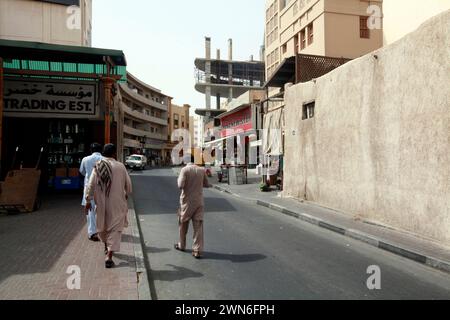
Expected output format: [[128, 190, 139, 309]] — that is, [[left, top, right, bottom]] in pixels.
[[80, 143, 103, 241]]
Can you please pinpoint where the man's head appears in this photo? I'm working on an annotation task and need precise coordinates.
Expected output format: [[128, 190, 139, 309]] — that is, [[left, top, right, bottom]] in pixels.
[[90, 143, 102, 154], [103, 144, 116, 158]]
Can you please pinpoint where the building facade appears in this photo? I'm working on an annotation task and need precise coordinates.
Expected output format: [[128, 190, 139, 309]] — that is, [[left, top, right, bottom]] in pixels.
[[265, 0, 383, 79], [0, 0, 92, 47], [165, 103, 191, 163], [119, 73, 170, 164]]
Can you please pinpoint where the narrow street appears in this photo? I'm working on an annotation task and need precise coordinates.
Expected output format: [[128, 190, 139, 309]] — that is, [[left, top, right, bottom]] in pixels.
[[131, 169, 450, 300]]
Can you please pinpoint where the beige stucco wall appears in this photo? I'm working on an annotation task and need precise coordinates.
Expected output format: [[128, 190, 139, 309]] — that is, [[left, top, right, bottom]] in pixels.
[[283, 11, 450, 244], [324, 11, 383, 58], [0, 0, 92, 46], [383, 0, 450, 45]]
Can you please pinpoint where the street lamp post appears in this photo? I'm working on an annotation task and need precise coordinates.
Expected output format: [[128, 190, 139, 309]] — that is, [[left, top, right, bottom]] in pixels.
[[140, 136, 147, 155]]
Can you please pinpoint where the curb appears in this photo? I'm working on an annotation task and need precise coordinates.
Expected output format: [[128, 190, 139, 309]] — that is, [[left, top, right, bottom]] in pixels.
[[128, 196, 153, 300], [212, 185, 450, 274]]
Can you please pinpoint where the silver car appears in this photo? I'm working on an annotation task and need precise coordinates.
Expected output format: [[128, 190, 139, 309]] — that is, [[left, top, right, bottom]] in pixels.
[[125, 155, 147, 170]]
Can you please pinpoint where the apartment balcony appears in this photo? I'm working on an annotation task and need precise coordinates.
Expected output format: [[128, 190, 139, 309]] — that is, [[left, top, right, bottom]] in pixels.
[[123, 138, 166, 150], [119, 83, 169, 112], [123, 138, 141, 149], [123, 125, 166, 141], [194, 68, 264, 98], [121, 102, 168, 126]]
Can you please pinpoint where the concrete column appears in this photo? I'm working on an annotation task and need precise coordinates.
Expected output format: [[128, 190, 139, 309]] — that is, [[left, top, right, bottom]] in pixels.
[[216, 94, 221, 110], [205, 37, 212, 110], [228, 39, 233, 102], [0, 57, 3, 176], [216, 49, 221, 60], [205, 37, 211, 110], [102, 77, 116, 144], [205, 37, 211, 60]]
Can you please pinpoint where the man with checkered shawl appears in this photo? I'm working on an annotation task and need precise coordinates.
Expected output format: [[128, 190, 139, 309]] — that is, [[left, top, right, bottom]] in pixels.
[[86, 144, 132, 268]]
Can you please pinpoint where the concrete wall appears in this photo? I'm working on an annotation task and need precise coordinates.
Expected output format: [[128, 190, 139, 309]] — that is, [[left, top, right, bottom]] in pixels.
[[383, 0, 450, 45], [0, 0, 92, 46], [283, 11, 450, 244]]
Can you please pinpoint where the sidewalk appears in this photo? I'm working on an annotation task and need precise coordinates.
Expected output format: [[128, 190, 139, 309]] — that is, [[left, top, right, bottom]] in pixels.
[[0, 193, 146, 300], [175, 167, 450, 274]]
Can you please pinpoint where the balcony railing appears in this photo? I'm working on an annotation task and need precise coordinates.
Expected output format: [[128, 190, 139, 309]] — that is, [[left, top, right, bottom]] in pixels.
[[123, 138, 141, 148], [121, 102, 168, 126], [123, 125, 166, 141], [195, 68, 264, 88], [120, 84, 169, 111]]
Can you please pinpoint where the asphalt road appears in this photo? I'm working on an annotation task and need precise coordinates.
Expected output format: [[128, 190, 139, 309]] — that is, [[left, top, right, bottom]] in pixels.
[[131, 169, 450, 300]]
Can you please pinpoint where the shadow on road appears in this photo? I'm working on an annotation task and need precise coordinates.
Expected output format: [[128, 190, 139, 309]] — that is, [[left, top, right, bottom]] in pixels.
[[151, 264, 204, 282], [180, 250, 267, 263], [201, 252, 267, 263], [146, 246, 172, 254]]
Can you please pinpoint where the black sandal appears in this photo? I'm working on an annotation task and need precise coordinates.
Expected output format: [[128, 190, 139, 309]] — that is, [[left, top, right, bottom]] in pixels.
[[174, 244, 185, 252], [89, 234, 100, 242], [105, 260, 115, 269]]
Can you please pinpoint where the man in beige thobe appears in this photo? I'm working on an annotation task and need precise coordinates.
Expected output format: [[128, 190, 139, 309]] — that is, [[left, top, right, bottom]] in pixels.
[[175, 160, 212, 259], [85, 144, 132, 268]]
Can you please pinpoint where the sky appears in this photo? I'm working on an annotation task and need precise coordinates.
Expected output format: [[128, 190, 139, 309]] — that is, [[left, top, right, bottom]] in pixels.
[[92, 0, 265, 115]]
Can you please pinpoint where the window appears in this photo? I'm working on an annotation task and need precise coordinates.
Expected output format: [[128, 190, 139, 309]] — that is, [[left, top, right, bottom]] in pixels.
[[300, 29, 306, 50], [308, 23, 314, 45], [294, 34, 299, 54], [360, 16, 370, 39], [282, 43, 287, 54], [302, 101, 315, 120]]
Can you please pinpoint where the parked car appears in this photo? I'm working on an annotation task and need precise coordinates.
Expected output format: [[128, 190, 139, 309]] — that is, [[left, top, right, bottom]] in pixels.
[[125, 155, 147, 170]]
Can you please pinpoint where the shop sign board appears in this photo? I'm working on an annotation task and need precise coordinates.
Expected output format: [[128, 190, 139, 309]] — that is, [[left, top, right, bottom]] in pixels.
[[220, 106, 253, 138], [3, 78, 98, 119]]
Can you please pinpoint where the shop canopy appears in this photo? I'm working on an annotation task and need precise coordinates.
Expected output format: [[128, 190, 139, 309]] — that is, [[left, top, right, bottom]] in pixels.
[[0, 39, 127, 81], [265, 54, 352, 89], [264, 56, 296, 88]]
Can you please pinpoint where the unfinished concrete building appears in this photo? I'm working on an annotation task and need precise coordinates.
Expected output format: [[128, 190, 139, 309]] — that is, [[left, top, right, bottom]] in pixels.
[[194, 37, 265, 144]]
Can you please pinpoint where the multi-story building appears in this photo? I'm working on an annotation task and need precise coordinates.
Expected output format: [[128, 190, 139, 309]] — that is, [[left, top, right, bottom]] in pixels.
[[0, 0, 92, 47], [265, 0, 383, 79], [168, 103, 190, 137], [119, 73, 170, 164], [165, 103, 191, 162]]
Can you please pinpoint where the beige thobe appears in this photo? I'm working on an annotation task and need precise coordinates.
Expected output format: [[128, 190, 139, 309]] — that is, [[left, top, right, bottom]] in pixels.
[[177, 163, 210, 253], [86, 158, 132, 252]]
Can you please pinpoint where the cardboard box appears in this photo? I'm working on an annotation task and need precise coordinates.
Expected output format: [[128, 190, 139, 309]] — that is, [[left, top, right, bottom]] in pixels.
[[68, 168, 80, 177], [55, 168, 67, 177]]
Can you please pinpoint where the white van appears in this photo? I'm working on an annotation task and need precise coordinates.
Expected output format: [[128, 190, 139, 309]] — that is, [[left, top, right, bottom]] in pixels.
[[125, 155, 147, 170]]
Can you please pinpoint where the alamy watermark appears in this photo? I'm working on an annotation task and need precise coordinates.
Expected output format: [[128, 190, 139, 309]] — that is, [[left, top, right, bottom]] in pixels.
[[366, 265, 381, 290], [66, 265, 81, 290], [367, 5, 382, 30], [66, 5, 81, 30]]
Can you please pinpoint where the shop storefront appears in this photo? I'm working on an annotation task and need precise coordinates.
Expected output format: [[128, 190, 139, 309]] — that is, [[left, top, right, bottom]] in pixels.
[[0, 39, 126, 198], [205, 103, 262, 185]]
